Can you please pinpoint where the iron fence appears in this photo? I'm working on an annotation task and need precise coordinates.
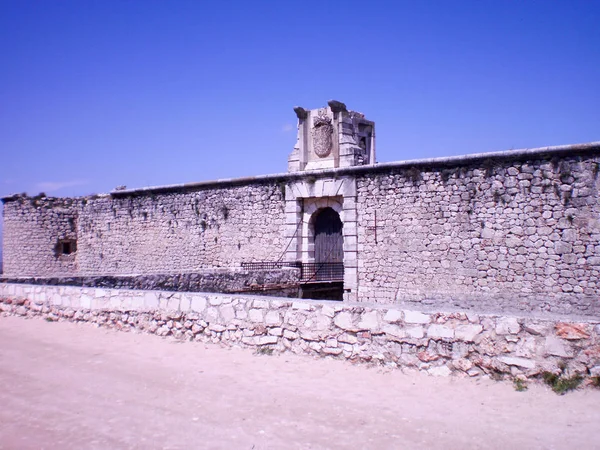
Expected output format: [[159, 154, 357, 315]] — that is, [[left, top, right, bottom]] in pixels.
[[241, 261, 344, 283]]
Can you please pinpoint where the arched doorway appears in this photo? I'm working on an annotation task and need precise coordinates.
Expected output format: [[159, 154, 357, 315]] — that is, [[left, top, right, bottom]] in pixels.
[[313, 207, 343, 281]]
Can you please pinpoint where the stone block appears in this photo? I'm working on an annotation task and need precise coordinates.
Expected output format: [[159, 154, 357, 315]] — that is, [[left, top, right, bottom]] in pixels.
[[383, 309, 403, 323], [404, 310, 431, 324], [268, 327, 283, 336], [80, 295, 92, 309], [208, 297, 222, 306], [544, 336, 572, 357], [428, 324, 454, 339], [455, 324, 483, 342], [321, 305, 335, 318], [265, 311, 282, 326], [428, 365, 452, 377], [190, 296, 207, 313], [498, 356, 535, 369], [208, 323, 226, 333], [406, 326, 424, 339], [292, 301, 312, 310], [220, 305, 236, 323], [338, 333, 358, 344], [341, 179, 356, 197], [555, 323, 591, 340], [383, 324, 405, 339], [357, 311, 379, 331], [334, 311, 358, 332], [495, 317, 521, 335], [248, 309, 264, 323], [322, 347, 343, 355]]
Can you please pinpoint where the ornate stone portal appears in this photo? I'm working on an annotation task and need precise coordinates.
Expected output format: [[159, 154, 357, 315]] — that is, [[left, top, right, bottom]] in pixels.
[[286, 101, 372, 300], [288, 100, 376, 172]]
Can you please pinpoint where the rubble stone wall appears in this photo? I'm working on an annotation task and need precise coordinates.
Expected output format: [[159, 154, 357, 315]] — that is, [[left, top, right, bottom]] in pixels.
[[2, 181, 287, 276], [2, 197, 80, 276], [2, 146, 599, 313], [355, 152, 600, 309], [1, 283, 599, 382]]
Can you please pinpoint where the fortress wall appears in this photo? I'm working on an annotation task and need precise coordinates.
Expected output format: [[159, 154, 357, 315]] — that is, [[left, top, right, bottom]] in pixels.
[[2, 182, 287, 276], [1, 197, 80, 276], [356, 152, 600, 310], [76, 183, 287, 274]]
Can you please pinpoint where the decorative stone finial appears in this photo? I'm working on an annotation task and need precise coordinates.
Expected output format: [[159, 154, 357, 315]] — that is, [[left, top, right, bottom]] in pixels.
[[327, 100, 347, 113], [293, 106, 308, 119]]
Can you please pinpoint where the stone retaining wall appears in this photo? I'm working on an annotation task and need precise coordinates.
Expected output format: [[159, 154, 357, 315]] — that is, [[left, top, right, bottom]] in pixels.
[[1, 283, 599, 383]]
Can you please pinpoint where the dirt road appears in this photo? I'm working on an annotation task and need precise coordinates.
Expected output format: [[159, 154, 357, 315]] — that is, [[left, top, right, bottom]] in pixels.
[[0, 316, 599, 449]]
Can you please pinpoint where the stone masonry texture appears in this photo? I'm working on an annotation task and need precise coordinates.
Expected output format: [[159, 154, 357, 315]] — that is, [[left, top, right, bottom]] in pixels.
[[1, 283, 599, 383], [355, 152, 600, 310], [2, 182, 286, 276], [2, 144, 599, 314]]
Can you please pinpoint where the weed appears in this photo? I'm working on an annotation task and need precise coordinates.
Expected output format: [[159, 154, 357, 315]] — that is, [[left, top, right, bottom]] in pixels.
[[553, 184, 561, 198], [406, 166, 422, 184], [255, 346, 274, 356], [493, 190, 502, 203], [487, 369, 504, 381], [513, 379, 528, 392], [482, 158, 497, 178], [590, 376, 600, 388], [563, 189, 572, 206], [44, 317, 55, 322], [541, 369, 583, 395], [440, 169, 453, 183], [592, 162, 600, 179], [277, 181, 287, 198]]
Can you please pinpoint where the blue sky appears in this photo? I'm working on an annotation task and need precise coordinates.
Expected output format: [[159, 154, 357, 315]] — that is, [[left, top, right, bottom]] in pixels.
[[1, 0, 599, 246]]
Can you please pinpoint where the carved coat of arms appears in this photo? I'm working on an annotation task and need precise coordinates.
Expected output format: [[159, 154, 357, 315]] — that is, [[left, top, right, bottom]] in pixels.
[[312, 114, 333, 158]]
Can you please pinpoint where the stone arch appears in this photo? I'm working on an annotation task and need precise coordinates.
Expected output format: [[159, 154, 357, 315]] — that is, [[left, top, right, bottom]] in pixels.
[[302, 197, 343, 263], [283, 176, 358, 301]]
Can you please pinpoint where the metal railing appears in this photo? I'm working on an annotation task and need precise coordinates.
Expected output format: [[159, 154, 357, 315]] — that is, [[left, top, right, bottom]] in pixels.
[[241, 261, 344, 283]]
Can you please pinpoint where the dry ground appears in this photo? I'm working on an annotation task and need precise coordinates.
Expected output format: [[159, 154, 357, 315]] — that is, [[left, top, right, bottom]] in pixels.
[[0, 316, 599, 450]]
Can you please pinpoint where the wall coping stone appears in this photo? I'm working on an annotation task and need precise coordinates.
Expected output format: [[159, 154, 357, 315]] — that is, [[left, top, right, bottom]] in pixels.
[[109, 141, 600, 196], [4, 141, 593, 200]]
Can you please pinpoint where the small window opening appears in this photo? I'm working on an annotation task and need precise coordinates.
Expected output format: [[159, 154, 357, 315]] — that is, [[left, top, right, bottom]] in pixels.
[[55, 239, 77, 256], [359, 137, 366, 150]]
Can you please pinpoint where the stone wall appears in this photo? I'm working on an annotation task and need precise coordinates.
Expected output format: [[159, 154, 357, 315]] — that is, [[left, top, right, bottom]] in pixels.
[[2, 196, 80, 276], [2, 181, 287, 276], [1, 283, 599, 383], [355, 151, 600, 310], [2, 144, 599, 311]]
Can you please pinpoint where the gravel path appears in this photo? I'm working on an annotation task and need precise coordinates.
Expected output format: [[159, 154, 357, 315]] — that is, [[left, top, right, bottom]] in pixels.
[[1, 316, 599, 449]]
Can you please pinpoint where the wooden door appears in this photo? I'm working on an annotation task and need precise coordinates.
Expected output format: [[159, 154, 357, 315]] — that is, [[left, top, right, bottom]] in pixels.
[[313, 208, 343, 280]]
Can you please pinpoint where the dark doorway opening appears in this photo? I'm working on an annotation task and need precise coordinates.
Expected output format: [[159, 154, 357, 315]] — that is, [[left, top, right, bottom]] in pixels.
[[300, 207, 344, 300], [300, 282, 344, 301], [314, 207, 343, 269]]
